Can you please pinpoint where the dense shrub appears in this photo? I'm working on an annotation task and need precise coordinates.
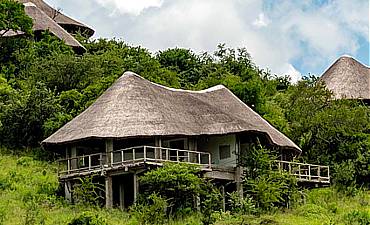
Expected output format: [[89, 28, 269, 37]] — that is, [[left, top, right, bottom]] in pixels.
[[242, 145, 300, 211], [131, 193, 168, 225], [345, 210, 370, 225], [68, 212, 108, 225]]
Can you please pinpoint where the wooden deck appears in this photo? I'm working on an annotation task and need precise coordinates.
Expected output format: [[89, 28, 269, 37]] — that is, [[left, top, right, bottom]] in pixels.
[[57, 146, 330, 185], [275, 160, 330, 184], [58, 146, 211, 179]]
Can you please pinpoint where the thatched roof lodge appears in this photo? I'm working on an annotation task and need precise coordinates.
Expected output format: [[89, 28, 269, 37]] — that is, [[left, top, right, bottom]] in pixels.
[[320, 55, 370, 101], [16, 0, 94, 37], [2, 0, 94, 53], [44, 73, 332, 208], [43, 72, 301, 153]]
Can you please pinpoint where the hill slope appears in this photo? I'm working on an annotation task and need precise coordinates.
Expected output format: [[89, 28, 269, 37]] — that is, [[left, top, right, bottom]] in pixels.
[[0, 153, 370, 225]]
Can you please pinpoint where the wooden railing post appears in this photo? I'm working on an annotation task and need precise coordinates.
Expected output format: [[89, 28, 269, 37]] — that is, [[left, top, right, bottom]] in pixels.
[[88, 155, 92, 170], [308, 164, 311, 181], [176, 150, 179, 162], [67, 159, 70, 174], [144, 146, 147, 161], [208, 154, 211, 168], [121, 150, 124, 164], [187, 151, 190, 162], [133, 148, 136, 161], [198, 153, 201, 164]]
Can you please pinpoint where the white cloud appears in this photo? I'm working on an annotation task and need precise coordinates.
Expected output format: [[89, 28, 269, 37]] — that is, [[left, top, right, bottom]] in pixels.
[[95, 0, 163, 16], [44, 0, 369, 79], [252, 13, 270, 28]]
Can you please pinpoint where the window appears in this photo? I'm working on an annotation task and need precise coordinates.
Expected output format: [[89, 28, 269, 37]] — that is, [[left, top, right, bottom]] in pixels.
[[219, 145, 231, 160]]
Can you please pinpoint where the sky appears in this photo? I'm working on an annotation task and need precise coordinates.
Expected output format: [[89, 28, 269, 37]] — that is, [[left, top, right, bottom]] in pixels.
[[45, 0, 369, 82]]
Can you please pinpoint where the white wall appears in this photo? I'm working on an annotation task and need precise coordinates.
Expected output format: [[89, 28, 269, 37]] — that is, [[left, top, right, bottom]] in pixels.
[[200, 134, 238, 167]]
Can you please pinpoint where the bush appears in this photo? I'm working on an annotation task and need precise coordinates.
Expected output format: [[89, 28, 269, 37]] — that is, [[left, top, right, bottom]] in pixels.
[[139, 162, 203, 213], [242, 145, 300, 211], [345, 210, 370, 225], [227, 192, 256, 215], [131, 193, 168, 225], [72, 176, 104, 206], [68, 212, 108, 225]]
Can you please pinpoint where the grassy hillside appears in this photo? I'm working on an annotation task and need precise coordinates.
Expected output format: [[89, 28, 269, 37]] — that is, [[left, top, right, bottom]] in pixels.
[[0, 153, 369, 225]]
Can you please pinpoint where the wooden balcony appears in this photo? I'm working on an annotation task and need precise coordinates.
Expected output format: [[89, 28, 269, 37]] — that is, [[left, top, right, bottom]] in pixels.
[[58, 146, 211, 179], [275, 160, 330, 184]]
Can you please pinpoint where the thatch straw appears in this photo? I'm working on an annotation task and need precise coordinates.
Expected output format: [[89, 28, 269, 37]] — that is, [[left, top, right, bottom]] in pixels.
[[17, 0, 94, 37], [23, 2, 85, 52], [320, 55, 370, 100], [43, 72, 301, 153]]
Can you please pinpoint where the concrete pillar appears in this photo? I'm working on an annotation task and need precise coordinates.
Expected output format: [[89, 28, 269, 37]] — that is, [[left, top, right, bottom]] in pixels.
[[105, 176, 113, 208], [235, 166, 243, 199]]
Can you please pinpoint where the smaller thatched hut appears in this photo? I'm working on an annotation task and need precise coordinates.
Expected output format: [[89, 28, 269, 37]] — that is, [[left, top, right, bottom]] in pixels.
[[2, 1, 93, 53], [16, 0, 94, 37], [320, 55, 370, 101]]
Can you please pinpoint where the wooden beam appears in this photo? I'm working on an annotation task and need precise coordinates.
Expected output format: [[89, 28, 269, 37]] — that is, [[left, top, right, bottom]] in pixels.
[[133, 172, 139, 203], [105, 176, 113, 208], [106, 139, 113, 166], [235, 166, 243, 199]]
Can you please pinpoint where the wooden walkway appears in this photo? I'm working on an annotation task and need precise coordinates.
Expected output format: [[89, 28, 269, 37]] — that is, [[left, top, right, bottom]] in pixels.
[[275, 160, 330, 184]]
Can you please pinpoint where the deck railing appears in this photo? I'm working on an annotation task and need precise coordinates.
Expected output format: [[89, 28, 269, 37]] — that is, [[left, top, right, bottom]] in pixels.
[[58, 153, 107, 176], [111, 146, 211, 168], [275, 160, 330, 183], [58, 146, 211, 177]]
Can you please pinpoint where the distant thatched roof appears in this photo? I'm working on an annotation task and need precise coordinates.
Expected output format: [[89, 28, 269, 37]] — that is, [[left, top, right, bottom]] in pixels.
[[320, 55, 370, 100], [17, 0, 94, 37], [22, 2, 86, 52], [43, 72, 301, 153]]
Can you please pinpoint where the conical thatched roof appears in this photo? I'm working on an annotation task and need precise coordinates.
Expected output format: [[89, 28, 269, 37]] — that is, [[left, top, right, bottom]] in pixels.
[[320, 55, 370, 100], [43, 72, 301, 153], [23, 2, 85, 52], [16, 0, 94, 37]]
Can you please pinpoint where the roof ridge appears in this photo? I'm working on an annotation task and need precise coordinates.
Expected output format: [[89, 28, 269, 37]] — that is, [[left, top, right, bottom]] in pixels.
[[123, 71, 226, 94]]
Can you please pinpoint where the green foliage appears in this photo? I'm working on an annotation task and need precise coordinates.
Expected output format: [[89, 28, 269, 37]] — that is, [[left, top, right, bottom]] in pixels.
[[0, 0, 32, 36], [72, 176, 105, 207], [131, 193, 168, 225], [68, 212, 108, 225], [199, 182, 223, 225], [227, 192, 256, 215], [345, 210, 370, 225], [140, 162, 203, 213], [242, 145, 300, 211]]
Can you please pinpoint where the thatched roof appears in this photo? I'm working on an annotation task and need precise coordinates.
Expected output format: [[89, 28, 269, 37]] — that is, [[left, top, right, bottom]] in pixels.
[[43, 72, 301, 153], [23, 2, 85, 52], [320, 55, 370, 100], [16, 0, 94, 37]]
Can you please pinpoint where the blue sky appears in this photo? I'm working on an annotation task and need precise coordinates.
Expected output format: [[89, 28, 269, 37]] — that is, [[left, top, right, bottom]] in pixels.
[[46, 0, 369, 82]]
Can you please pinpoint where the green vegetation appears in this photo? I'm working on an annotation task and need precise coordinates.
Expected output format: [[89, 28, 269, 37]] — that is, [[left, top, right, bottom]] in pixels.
[[0, 1, 369, 224], [0, 153, 370, 225]]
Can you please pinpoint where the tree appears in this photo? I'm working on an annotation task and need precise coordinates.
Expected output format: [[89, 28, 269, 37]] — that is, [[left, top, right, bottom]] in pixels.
[[0, 0, 32, 37]]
